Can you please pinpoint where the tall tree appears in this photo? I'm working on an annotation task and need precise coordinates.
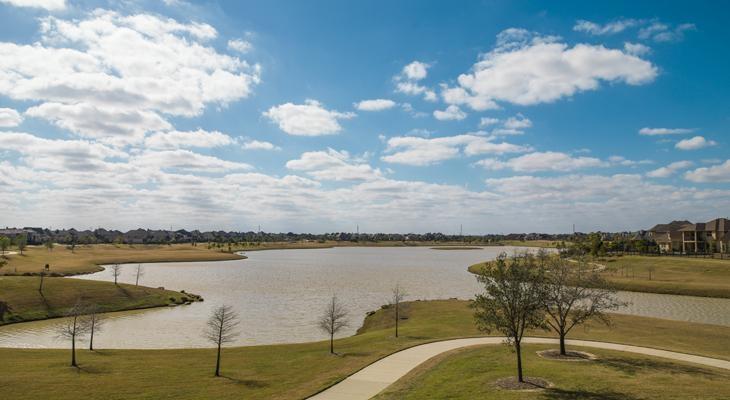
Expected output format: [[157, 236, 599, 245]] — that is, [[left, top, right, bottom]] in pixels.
[[203, 305, 240, 377], [472, 253, 547, 383], [56, 301, 90, 367], [390, 284, 408, 338], [135, 264, 144, 286], [542, 258, 624, 355], [86, 305, 104, 351], [15, 234, 27, 255], [110, 264, 122, 285], [318, 295, 349, 354]]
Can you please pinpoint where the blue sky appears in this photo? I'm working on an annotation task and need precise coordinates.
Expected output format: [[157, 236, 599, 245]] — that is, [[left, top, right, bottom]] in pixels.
[[0, 0, 728, 233]]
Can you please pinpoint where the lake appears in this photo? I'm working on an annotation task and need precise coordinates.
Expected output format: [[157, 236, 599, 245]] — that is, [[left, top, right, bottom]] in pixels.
[[1, 246, 730, 349]]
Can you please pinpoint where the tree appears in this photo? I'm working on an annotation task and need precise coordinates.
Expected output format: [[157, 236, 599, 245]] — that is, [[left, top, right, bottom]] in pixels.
[[135, 264, 144, 286], [0, 301, 11, 322], [318, 295, 349, 354], [38, 270, 46, 293], [56, 301, 90, 367], [87, 305, 104, 351], [110, 264, 122, 285], [15, 234, 27, 255], [45, 239, 54, 252], [390, 284, 408, 338], [203, 305, 240, 377], [542, 258, 624, 356], [472, 253, 547, 383], [0, 236, 10, 255]]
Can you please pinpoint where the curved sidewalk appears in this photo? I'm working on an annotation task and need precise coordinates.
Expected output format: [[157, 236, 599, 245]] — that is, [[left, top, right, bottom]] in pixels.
[[308, 337, 730, 400]]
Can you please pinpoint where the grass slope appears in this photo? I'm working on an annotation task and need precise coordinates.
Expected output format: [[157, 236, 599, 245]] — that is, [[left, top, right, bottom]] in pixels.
[[1, 300, 730, 399]]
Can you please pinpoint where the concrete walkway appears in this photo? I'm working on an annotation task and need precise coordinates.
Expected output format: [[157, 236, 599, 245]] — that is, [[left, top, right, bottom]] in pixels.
[[308, 337, 730, 400]]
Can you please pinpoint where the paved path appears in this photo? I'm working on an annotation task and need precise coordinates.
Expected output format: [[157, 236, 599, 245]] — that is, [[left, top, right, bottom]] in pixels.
[[308, 337, 730, 400]]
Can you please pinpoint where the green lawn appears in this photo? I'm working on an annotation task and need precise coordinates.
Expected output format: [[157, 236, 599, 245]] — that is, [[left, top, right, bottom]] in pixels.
[[0, 276, 191, 325], [1, 300, 730, 399], [374, 344, 730, 400]]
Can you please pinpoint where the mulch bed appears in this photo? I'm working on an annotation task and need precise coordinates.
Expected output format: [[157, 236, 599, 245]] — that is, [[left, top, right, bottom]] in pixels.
[[495, 376, 552, 391], [537, 349, 597, 361]]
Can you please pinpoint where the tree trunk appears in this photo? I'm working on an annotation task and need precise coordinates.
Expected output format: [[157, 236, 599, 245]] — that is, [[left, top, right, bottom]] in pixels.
[[330, 333, 334, 354], [395, 303, 399, 338], [89, 321, 95, 351], [38, 274, 44, 293], [215, 342, 222, 377], [559, 333, 566, 356], [515, 341, 523, 383], [71, 335, 77, 367]]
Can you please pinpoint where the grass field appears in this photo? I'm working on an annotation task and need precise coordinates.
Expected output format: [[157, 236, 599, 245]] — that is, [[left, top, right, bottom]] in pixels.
[[374, 344, 730, 399], [469, 254, 730, 298], [1, 299, 729, 399], [0, 276, 192, 325]]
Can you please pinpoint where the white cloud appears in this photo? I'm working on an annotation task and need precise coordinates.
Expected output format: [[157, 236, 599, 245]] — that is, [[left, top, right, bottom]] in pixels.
[[242, 140, 280, 151], [394, 61, 436, 102], [479, 117, 500, 127], [0, 107, 23, 127], [639, 22, 695, 42], [476, 151, 607, 172], [503, 114, 532, 129], [382, 134, 530, 166], [402, 61, 429, 80], [263, 100, 355, 136], [433, 105, 466, 121], [0, 0, 65, 11], [573, 19, 641, 35], [144, 129, 235, 150], [442, 29, 657, 110], [227, 38, 252, 53], [639, 127, 694, 136], [624, 42, 651, 56], [684, 160, 730, 183], [286, 148, 381, 181], [675, 136, 717, 150], [646, 160, 693, 178], [608, 155, 652, 167], [131, 149, 251, 172], [354, 99, 397, 111]]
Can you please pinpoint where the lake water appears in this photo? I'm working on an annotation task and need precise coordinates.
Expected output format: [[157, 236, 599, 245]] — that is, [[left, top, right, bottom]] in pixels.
[[1, 246, 730, 349]]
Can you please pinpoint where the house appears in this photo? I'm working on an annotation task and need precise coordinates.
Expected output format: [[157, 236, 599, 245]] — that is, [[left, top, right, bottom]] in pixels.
[[648, 218, 730, 253], [0, 228, 41, 244]]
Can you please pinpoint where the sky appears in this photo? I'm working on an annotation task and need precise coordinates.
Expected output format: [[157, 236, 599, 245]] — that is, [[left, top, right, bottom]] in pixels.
[[0, 0, 728, 234]]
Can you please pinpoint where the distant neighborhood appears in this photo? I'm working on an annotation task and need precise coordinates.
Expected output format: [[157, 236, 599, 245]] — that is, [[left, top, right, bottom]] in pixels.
[[648, 218, 730, 254]]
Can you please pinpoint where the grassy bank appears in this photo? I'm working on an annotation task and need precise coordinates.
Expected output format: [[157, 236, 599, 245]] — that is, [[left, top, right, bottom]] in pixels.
[[375, 344, 730, 399], [469, 254, 730, 298], [0, 276, 193, 325], [1, 300, 730, 399]]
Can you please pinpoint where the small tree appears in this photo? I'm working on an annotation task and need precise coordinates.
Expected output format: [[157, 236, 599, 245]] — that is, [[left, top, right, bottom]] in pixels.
[[318, 295, 349, 354], [0, 236, 10, 255], [56, 301, 90, 367], [38, 270, 46, 293], [86, 307, 104, 351], [473, 253, 546, 383], [0, 300, 11, 322], [390, 284, 408, 338], [203, 305, 240, 377], [15, 234, 27, 255], [542, 258, 624, 355], [45, 239, 54, 252], [135, 264, 144, 286], [110, 264, 122, 285]]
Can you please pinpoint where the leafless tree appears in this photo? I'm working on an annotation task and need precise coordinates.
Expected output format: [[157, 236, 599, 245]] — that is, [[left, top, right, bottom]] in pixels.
[[110, 264, 122, 285], [203, 305, 240, 377], [135, 264, 144, 286], [318, 295, 349, 354], [390, 284, 408, 338], [38, 270, 46, 293], [472, 253, 547, 383], [542, 258, 625, 355], [56, 301, 91, 367], [86, 305, 104, 351]]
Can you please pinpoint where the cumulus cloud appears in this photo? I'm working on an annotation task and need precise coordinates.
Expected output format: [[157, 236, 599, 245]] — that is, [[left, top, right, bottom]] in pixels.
[[242, 140, 280, 151], [476, 151, 607, 172], [263, 100, 355, 136], [573, 19, 641, 35], [286, 148, 382, 181], [0, 0, 65, 10], [639, 22, 695, 42], [354, 99, 397, 111], [433, 105, 466, 121], [394, 61, 436, 101], [639, 127, 694, 136], [646, 160, 693, 178], [402, 61, 429, 80], [382, 134, 531, 166], [441, 29, 657, 110], [684, 160, 730, 183], [227, 38, 252, 53], [675, 136, 717, 150], [479, 117, 500, 127], [131, 149, 251, 172], [144, 129, 235, 150], [624, 42, 651, 56], [0, 107, 22, 127]]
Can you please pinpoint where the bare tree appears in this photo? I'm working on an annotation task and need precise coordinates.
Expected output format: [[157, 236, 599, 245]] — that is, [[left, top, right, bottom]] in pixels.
[[110, 264, 122, 285], [56, 301, 90, 367], [203, 305, 240, 377], [318, 295, 349, 354], [390, 284, 408, 338], [87, 305, 104, 351], [38, 270, 46, 293], [542, 258, 624, 356], [472, 253, 547, 383], [135, 264, 144, 286]]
